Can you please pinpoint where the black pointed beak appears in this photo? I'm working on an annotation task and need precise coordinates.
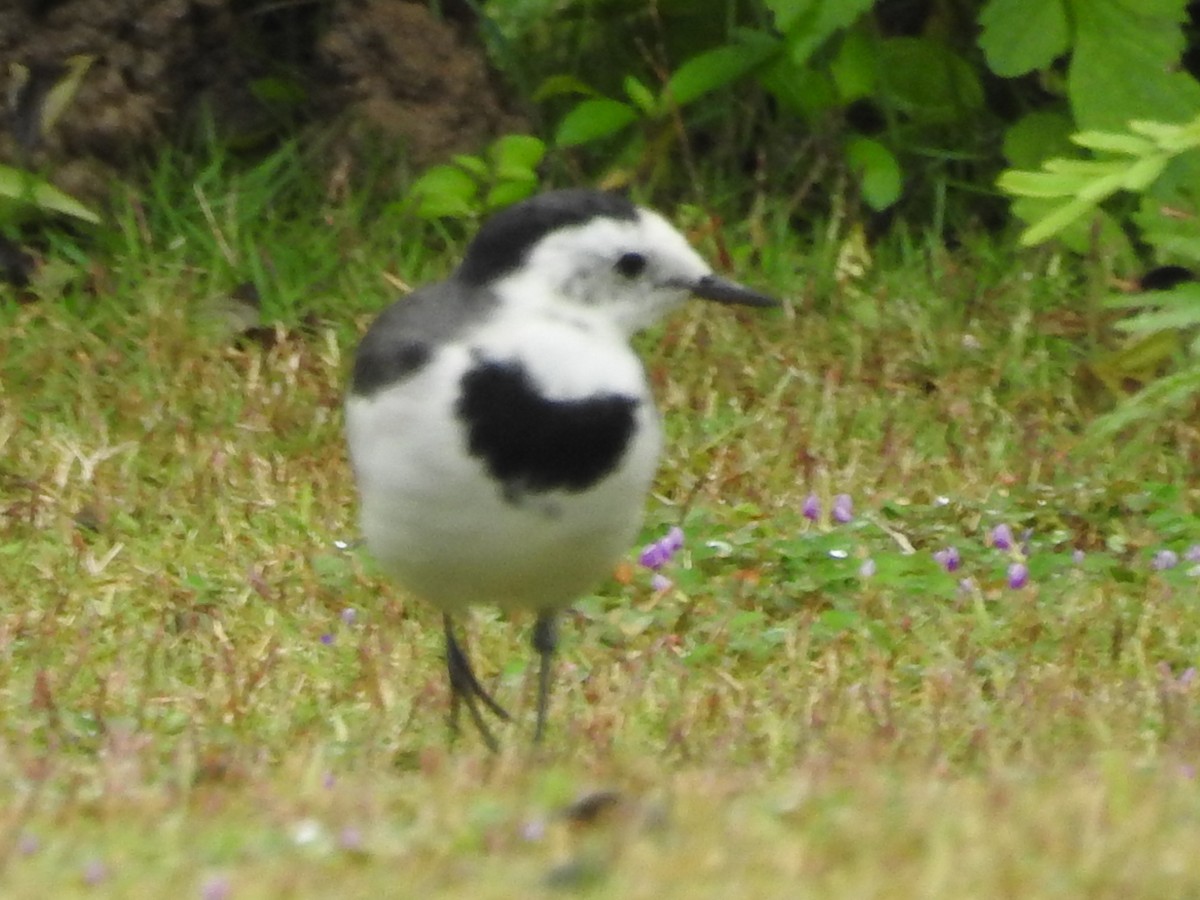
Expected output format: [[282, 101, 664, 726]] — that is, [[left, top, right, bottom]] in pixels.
[[688, 274, 779, 308]]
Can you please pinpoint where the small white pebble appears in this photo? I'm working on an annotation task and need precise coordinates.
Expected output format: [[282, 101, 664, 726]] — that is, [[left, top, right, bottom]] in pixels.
[[291, 819, 324, 846]]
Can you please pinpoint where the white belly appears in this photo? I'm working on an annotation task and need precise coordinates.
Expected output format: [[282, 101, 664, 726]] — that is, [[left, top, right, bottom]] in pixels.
[[345, 322, 661, 614]]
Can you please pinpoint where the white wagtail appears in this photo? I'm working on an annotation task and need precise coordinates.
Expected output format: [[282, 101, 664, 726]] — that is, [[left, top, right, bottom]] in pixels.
[[345, 188, 777, 749]]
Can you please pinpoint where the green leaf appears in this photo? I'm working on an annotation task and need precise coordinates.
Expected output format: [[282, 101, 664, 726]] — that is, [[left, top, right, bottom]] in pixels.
[[532, 74, 599, 103], [1120, 153, 1169, 191], [623, 76, 657, 115], [0, 163, 101, 223], [407, 164, 478, 219], [768, 0, 874, 66], [484, 178, 538, 212], [1018, 196, 1097, 244], [554, 98, 639, 147], [1069, 0, 1200, 131], [1003, 110, 1076, 168], [1009, 196, 1132, 257], [665, 40, 780, 107], [1083, 362, 1200, 443], [876, 37, 984, 122], [489, 134, 545, 180], [978, 0, 1069, 77], [758, 58, 838, 119], [38, 54, 97, 136], [1072, 130, 1157, 155], [845, 136, 902, 210], [1105, 282, 1200, 309], [997, 168, 1090, 199], [1112, 285, 1200, 334], [451, 154, 489, 178], [830, 28, 877, 102]]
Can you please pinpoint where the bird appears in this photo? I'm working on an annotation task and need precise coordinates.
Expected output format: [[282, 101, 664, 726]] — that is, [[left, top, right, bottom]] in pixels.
[[345, 188, 777, 750]]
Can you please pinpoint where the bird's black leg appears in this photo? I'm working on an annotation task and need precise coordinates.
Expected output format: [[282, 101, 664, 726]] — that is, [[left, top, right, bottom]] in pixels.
[[443, 613, 510, 752], [531, 612, 558, 744]]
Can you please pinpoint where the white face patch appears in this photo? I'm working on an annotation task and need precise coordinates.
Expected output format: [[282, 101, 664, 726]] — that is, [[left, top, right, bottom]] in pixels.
[[491, 209, 713, 335]]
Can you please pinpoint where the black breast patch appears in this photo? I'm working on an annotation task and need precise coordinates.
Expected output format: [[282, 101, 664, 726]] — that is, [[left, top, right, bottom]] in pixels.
[[455, 357, 640, 501]]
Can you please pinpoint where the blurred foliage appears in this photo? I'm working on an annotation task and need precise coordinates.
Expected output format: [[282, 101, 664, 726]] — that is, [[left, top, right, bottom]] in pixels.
[[472, 0, 1199, 241], [1, 57, 100, 228], [1000, 114, 1200, 441]]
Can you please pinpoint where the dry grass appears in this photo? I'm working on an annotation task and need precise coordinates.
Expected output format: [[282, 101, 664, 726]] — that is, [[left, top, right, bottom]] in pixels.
[[2, 217, 1200, 896]]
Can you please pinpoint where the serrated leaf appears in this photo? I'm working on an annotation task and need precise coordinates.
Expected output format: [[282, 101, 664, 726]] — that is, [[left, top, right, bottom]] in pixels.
[[1105, 282, 1200, 309], [623, 76, 657, 115], [1069, 0, 1200, 131], [1071, 130, 1157, 155], [1114, 303, 1200, 335], [845, 136, 902, 210], [997, 169, 1089, 199], [0, 163, 101, 223], [1130, 116, 1200, 153], [1019, 196, 1097, 244], [1120, 153, 1169, 191], [1083, 362, 1200, 444], [665, 40, 779, 107], [1076, 169, 1129, 203], [1043, 158, 1123, 176], [555, 98, 639, 147], [978, 0, 1068, 77]]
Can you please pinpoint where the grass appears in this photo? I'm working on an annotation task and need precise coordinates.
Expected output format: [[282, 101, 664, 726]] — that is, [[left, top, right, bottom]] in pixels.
[[2, 156, 1200, 896]]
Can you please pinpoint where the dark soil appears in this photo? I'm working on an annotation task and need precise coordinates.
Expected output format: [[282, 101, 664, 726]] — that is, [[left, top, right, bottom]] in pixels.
[[0, 0, 522, 203]]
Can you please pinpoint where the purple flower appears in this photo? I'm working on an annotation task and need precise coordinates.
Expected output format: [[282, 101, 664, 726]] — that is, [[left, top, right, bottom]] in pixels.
[[521, 817, 548, 842], [662, 526, 685, 553], [320, 633, 334, 646], [991, 524, 1014, 551], [832, 494, 853, 524], [639, 527, 684, 571], [802, 494, 820, 521], [200, 874, 233, 900], [1008, 562, 1029, 589], [859, 558, 876, 578], [1153, 550, 1180, 571], [650, 573, 674, 592], [1072, 549, 1086, 565], [339, 826, 364, 852], [933, 547, 961, 572], [638, 543, 668, 570], [340, 608, 357, 626], [82, 859, 108, 886], [1185, 544, 1200, 563]]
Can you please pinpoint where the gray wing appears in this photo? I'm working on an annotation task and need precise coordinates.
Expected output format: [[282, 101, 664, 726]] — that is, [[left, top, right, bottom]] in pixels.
[[350, 278, 496, 398]]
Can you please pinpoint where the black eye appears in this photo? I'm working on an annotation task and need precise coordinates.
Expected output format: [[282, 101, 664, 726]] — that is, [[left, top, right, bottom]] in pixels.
[[615, 252, 646, 278]]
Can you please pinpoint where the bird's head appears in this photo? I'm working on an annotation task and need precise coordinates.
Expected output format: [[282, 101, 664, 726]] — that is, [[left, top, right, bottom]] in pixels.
[[455, 189, 777, 335]]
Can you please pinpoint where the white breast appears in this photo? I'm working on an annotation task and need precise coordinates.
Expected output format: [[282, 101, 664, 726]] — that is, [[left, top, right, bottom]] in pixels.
[[345, 311, 662, 614]]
